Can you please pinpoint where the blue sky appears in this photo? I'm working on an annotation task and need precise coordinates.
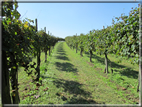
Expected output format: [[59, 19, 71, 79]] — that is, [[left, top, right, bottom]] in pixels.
[[17, 1, 139, 38]]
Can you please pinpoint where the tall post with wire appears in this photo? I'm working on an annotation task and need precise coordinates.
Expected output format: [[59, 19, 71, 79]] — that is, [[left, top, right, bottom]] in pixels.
[[76, 33, 78, 53], [35, 18, 40, 81], [44, 27, 47, 62]]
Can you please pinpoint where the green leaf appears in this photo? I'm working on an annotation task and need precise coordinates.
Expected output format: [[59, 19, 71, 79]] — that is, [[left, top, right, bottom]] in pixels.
[[15, 32, 17, 35], [12, 66, 16, 69]]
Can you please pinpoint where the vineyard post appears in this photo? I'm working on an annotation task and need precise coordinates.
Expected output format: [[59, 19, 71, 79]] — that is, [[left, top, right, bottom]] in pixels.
[[35, 18, 40, 81], [44, 27, 47, 62], [103, 26, 108, 74], [76, 33, 78, 53], [80, 39, 83, 57], [44, 27, 46, 33], [81, 34, 84, 57], [104, 51, 108, 74], [139, 3, 142, 105], [90, 50, 93, 62], [35, 18, 37, 32], [89, 31, 93, 62]]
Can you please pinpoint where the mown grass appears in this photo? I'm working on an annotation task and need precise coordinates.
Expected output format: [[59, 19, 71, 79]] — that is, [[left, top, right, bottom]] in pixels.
[[17, 42, 139, 105], [69, 44, 139, 104]]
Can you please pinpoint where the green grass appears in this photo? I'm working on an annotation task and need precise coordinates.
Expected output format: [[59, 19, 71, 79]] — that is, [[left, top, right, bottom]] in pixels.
[[17, 42, 139, 105]]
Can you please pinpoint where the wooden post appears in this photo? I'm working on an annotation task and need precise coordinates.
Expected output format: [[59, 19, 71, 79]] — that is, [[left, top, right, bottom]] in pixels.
[[35, 18, 40, 81], [35, 19, 37, 32], [44, 27, 46, 33], [103, 25, 108, 74], [90, 50, 93, 62], [76, 33, 78, 53], [104, 52, 108, 74], [44, 27, 47, 62]]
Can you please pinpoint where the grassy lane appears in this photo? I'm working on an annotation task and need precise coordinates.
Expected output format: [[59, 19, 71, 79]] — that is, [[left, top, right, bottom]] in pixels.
[[18, 42, 139, 104]]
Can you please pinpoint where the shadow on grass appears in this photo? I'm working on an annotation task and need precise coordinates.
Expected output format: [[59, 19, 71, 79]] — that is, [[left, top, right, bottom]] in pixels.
[[56, 42, 70, 61], [57, 50, 66, 53], [56, 56, 70, 61], [116, 68, 138, 79], [40, 75, 49, 79], [57, 52, 67, 56], [52, 78, 102, 104], [85, 52, 138, 79], [56, 42, 65, 53], [55, 62, 78, 74], [66, 97, 100, 104], [53, 79, 90, 96]]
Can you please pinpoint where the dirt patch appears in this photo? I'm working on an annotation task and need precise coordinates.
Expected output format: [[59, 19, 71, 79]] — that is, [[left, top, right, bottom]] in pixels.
[[116, 85, 139, 103], [87, 62, 94, 67], [95, 68, 102, 71]]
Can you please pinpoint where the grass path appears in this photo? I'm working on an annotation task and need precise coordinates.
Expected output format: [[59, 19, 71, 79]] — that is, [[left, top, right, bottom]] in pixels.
[[18, 42, 139, 104], [48, 42, 124, 104]]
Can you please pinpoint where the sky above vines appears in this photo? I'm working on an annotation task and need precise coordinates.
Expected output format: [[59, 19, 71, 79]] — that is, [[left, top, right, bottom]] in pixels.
[[17, 0, 140, 38]]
